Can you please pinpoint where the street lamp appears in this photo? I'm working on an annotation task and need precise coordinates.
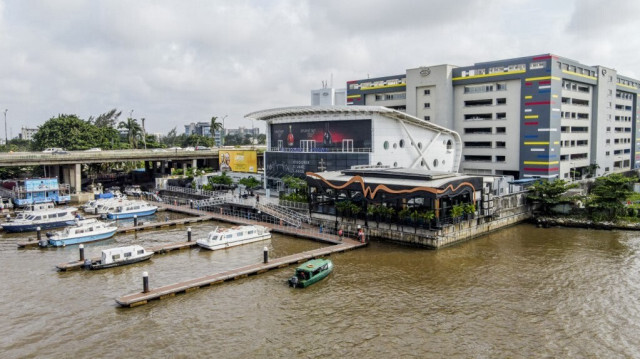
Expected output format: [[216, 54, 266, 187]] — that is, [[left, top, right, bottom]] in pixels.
[[3, 109, 7, 145], [221, 114, 228, 146], [141, 117, 147, 149]]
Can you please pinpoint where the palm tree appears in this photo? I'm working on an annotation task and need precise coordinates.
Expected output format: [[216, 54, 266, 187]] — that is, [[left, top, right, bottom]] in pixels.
[[117, 118, 143, 148], [210, 116, 224, 144]]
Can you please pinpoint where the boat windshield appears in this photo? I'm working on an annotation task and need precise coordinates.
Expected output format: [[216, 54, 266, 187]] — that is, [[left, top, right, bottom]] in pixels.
[[208, 234, 220, 241]]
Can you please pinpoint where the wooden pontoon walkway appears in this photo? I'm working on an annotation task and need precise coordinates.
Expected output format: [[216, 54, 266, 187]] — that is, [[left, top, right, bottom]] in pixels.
[[116, 238, 366, 307]]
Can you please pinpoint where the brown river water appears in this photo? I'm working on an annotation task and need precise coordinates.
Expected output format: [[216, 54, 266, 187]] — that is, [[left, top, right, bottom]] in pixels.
[[1, 214, 640, 358]]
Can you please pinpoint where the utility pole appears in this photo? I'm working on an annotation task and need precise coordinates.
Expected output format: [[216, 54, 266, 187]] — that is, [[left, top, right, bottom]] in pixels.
[[3, 109, 7, 145]]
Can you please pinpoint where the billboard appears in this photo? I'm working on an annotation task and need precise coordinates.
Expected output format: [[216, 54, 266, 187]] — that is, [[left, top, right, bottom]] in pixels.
[[219, 150, 258, 173], [266, 152, 369, 178], [270, 119, 372, 151]]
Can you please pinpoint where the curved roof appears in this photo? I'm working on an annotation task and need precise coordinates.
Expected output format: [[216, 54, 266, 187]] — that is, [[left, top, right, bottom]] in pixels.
[[245, 105, 462, 171], [245, 105, 459, 138]]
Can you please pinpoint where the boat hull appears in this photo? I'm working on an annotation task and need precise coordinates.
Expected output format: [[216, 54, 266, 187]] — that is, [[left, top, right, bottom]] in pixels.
[[196, 233, 271, 251], [48, 228, 118, 247], [1, 220, 76, 233], [89, 252, 154, 270], [107, 208, 157, 220], [289, 260, 334, 288]]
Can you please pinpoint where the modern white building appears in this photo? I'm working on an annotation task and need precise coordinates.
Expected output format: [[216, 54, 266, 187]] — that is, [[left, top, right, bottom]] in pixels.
[[245, 106, 461, 190], [311, 87, 347, 106]]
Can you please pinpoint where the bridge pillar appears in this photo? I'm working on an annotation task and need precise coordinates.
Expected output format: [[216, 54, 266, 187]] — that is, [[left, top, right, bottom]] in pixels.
[[70, 163, 81, 194], [162, 160, 168, 175], [183, 162, 188, 173], [192, 159, 197, 170]]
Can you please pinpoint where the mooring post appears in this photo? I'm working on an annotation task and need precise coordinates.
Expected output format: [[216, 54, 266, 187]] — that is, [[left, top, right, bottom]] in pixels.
[[79, 244, 85, 261], [142, 272, 149, 293], [187, 227, 192, 242], [36, 226, 41, 241], [190, 200, 193, 209], [94, 207, 98, 215], [263, 246, 269, 263], [134, 215, 138, 227]]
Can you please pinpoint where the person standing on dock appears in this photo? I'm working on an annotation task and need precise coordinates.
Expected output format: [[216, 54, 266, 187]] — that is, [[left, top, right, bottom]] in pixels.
[[338, 228, 343, 241]]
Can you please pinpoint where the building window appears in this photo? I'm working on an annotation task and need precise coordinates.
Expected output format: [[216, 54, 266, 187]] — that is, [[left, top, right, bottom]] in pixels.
[[496, 98, 507, 105], [496, 127, 506, 134], [433, 159, 439, 167], [446, 140, 453, 151], [424, 103, 431, 108], [424, 116, 431, 121], [424, 89, 431, 95], [530, 61, 546, 70]]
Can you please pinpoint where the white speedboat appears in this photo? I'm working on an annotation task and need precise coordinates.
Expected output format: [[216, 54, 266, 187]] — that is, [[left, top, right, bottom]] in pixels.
[[106, 200, 158, 220], [82, 198, 127, 214], [1, 207, 78, 233], [196, 225, 271, 251], [47, 218, 118, 247], [85, 245, 154, 270]]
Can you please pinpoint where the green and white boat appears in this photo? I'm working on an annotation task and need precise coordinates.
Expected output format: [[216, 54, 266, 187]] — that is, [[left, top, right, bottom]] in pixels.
[[288, 258, 333, 288]]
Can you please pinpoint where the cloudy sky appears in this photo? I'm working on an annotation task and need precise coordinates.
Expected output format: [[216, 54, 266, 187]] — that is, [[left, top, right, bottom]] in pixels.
[[1, 0, 638, 137]]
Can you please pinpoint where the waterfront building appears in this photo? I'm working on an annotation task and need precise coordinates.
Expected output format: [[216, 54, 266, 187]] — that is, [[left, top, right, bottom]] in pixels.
[[245, 106, 461, 191], [346, 54, 640, 180]]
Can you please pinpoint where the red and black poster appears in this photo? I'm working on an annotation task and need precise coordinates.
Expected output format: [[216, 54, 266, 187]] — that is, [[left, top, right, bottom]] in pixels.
[[270, 119, 372, 151]]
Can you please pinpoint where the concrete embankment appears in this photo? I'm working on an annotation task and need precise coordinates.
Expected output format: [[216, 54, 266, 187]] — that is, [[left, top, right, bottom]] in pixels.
[[533, 216, 640, 231]]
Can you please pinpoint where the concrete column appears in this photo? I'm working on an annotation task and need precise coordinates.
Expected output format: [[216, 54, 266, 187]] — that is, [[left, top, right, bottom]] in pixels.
[[183, 162, 188, 173], [192, 159, 197, 170], [162, 160, 168, 175], [62, 166, 71, 187], [70, 163, 81, 194]]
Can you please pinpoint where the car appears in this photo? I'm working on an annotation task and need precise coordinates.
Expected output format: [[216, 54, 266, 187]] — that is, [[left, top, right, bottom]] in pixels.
[[42, 147, 64, 153], [52, 149, 69, 155], [167, 146, 182, 151], [84, 147, 102, 152], [195, 146, 210, 151], [184, 147, 195, 151], [152, 148, 167, 152]]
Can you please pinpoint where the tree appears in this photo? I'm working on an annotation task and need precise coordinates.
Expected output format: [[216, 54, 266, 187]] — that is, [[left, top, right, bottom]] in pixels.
[[117, 118, 143, 148], [527, 179, 578, 215], [33, 114, 117, 151], [89, 109, 122, 128], [588, 173, 635, 220], [210, 116, 223, 141], [238, 176, 261, 190], [257, 134, 266, 145], [162, 127, 179, 147]]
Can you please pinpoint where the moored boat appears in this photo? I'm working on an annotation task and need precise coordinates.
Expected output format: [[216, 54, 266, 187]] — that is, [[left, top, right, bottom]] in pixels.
[[85, 245, 154, 270], [288, 258, 333, 288], [106, 200, 158, 220], [1, 206, 78, 233], [47, 218, 118, 247], [196, 225, 271, 250]]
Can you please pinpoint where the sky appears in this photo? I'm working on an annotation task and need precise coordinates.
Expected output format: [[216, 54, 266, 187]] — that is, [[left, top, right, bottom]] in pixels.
[[1, 0, 639, 137]]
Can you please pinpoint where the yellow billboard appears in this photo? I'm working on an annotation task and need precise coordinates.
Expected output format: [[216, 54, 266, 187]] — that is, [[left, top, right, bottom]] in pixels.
[[219, 150, 257, 173]]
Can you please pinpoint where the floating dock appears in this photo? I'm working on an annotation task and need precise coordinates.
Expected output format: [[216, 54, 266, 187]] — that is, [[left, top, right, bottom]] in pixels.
[[116, 238, 366, 307]]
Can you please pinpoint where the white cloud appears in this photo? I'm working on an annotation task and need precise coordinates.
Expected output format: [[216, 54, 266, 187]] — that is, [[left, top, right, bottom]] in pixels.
[[0, 0, 637, 137]]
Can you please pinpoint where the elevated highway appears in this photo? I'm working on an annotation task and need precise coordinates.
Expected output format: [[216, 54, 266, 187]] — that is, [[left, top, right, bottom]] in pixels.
[[0, 147, 264, 194]]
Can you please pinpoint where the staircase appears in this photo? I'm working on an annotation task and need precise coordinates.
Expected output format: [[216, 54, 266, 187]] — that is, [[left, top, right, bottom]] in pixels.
[[256, 202, 310, 228]]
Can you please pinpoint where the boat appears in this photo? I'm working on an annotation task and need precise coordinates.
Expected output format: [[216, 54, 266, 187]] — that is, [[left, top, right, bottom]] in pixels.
[[85, 245, 154, 270], [196, 225, 271, 250], [82, 197, 127, 214], [288, 258, 333, 288], [106, 200, 158, 220], [1, 206, 78, 233], [47, 218, 118, 247], [124, 185, 143, 197]]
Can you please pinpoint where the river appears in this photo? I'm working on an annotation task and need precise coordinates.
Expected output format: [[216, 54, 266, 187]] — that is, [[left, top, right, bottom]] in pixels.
[[1, 217, 639, 358]]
